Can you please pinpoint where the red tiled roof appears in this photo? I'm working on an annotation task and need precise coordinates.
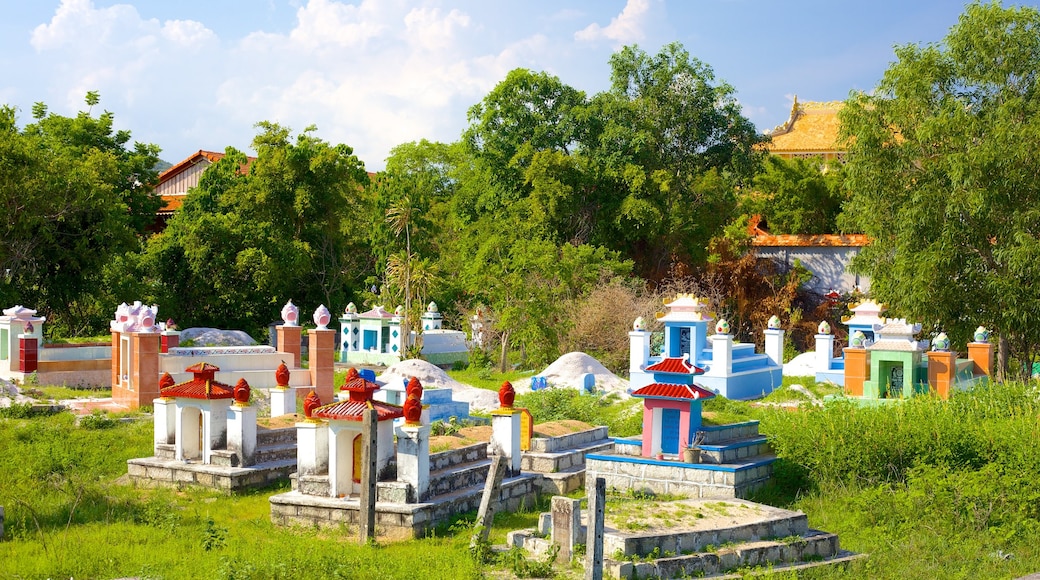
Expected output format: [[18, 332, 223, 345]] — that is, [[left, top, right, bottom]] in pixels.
[[160, 362, 234, 399], [632, 383, 716, 401], [645, 357, 704, 375], [752, 233, 869, 248], [313, 400, 404, 422]]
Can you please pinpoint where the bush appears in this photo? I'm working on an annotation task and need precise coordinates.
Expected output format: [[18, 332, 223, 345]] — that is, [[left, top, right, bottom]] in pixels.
[[80, 410, 117, 430]]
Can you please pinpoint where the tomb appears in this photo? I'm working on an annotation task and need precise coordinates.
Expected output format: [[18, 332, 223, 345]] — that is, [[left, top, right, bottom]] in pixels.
[[126, 363, 297, 492], [629, 294, 782, 400], [339, 301, 468, 368]]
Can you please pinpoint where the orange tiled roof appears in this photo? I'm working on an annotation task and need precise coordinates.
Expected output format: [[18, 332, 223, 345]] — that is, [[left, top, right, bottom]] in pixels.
[[762, 98, 843, 153], [752, 233, 869, 248]]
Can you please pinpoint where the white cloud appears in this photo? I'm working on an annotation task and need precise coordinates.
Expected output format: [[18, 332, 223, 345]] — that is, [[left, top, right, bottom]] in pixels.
[[575, 0, 653, 45]]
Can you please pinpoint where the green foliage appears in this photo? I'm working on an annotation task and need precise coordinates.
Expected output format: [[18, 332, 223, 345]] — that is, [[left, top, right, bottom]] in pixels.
[[516, 388, 643, 437], [141, 124, 370, 336], [840, 1, 1040, 377], [742, 156, 846, 234], [79, 410, 117, 430], [0, 94, 160, 336]]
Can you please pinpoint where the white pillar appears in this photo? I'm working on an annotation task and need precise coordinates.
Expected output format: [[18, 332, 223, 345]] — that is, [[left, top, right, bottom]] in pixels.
[[204, 401, 230, 465], [707, 334, 733, 377], [339, 313, 359, 361], [152, 397, 176, 452], [491, 409, 522, 476], [389, 318, 405, 357], [395, 424, 430, 502], [764, 328, 785, 367], [227, 404, 257, 467], [270, 387, 296, 417], [296, 420, 329, 477], [629, 330, 651, 374], [815, 333, 835, 372]]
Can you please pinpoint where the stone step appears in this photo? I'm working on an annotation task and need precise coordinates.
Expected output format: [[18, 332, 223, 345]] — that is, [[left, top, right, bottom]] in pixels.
[[585, 453, 777, 499], [528, 426, 609, 453], [429, 442, 487, 471], [535, 465, 585, 495], [608, 530, 845, 579], [257, 427, 297, 447], [698, 436, 772, 465], [520, 439, 614, 474], [428, 458, 491, 498], [255, 442, 297, 464]]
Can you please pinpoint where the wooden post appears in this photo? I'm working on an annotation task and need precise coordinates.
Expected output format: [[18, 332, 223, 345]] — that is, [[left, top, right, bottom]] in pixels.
[[470, 454, 506, 548], [585, 477, 605, 580], [359, 408, 378, 544]]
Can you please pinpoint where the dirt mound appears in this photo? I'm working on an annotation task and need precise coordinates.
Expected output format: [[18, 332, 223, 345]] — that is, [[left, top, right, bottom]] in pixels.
[[377, 359, 499, 411], [514, 352, 629, 397]]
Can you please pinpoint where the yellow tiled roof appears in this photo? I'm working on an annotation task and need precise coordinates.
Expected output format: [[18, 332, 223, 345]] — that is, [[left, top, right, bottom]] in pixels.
[[763, 98, 843, 153]]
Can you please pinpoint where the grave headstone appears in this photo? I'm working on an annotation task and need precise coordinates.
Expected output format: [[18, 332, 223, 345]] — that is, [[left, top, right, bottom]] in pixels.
[[551, 496, 582, 562]]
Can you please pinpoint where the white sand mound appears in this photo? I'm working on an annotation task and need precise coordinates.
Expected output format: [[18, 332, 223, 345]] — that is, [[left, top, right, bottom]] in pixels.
[[377, 359, 499, 412], [783, 351, 817, 377], [514, 352, 629, 398]]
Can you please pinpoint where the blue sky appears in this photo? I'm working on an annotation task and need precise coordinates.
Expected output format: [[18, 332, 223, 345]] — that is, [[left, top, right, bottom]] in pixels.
[[0, 0, 1025, 170]]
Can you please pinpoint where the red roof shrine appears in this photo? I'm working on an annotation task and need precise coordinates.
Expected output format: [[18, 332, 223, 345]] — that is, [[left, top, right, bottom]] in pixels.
[[645, 357, 705, 375], [315, 375, 403, 422], [160, 362, 234, 400], [632, 383, 716, 401]]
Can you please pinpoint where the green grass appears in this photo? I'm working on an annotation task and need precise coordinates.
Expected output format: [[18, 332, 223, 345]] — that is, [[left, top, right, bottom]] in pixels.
[[26, 384, 112, 400], [447, 366, 531, 391], [759, 375, 843, 403]]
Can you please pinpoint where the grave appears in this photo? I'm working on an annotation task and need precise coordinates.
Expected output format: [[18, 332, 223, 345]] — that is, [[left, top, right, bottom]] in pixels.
[[339, 301, 469, 368]]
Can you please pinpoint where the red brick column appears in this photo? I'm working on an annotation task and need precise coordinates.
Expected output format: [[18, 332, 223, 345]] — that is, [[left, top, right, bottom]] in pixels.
[[277, 325, 302, 368], [18, 336, 38, 373], [131, 332, 161, 408], [308, 328, 335, 402], [927, 350, 957, 399], [967, 342, 994, 378]]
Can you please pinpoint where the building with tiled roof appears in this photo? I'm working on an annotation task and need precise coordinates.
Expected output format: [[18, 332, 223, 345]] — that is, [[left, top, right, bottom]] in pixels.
[[762, 97, 844, 160], [150, 150, 254, 231]]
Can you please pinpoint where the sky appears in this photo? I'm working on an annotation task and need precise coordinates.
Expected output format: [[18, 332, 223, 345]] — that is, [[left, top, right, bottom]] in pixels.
[[0, 0, 1027, 170]]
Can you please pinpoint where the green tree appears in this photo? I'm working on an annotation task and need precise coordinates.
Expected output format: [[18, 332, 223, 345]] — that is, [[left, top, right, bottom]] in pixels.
[[143, 124, 369, 336], [840, 1, 1040, 378], [742, 156, 845, 234], [0, 95, 160, 335]]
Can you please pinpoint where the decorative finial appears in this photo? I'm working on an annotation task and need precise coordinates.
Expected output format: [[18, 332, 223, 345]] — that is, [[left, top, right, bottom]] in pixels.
[[395, 305, 404, 316], [159, 372, 175, 391], [303, 390, 321, 418], [498, 381, 515, 409], [313, 304, 331, 330], [275, 361, 290, 387], [281, 300, 299, 326], [932, 332, 951, 351], [23, 321, 33, 334], [166, 318, 177, 331], [233, 379, 251, 405], [849, 330, 866, 348], [403, 377, 423, 425], [633, 316, 646, 331], [427, 301, 438, 313], [973, 326, 989, 343], [818, 321, 832, 335], [715, 319, 730, 335], [345, 302, 357, 314], [767, 315, 782, 330]]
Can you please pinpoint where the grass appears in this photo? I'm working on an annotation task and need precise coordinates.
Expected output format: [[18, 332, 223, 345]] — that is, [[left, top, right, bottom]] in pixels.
[[25, 384, 112, 400], [447, 366, 531, 391]]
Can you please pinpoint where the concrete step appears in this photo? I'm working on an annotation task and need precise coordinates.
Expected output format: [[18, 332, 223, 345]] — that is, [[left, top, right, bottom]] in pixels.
[[255, 442, 297, 464], [608, 530, 846, 579], [257, 427, 297, 447], [428, 458, 491, 497], [520, 439, 614, 474], [698, 436, 772, 465], [535, 465, 585, 495]]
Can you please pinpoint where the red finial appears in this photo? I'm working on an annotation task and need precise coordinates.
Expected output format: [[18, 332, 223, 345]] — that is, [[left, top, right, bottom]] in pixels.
[[158, 372, 175, 391], [233, 379, 250, 404], [275, 361, 290, 387], [406, 377, 423, 399], [303, 390, 321, 418], [403, 393, 422, 425], [498, 380, 515, 409], [345, 367, 360, 381]]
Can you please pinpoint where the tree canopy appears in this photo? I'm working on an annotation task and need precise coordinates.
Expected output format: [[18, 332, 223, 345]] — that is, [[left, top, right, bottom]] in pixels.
[[840, 1, 1040, 377]]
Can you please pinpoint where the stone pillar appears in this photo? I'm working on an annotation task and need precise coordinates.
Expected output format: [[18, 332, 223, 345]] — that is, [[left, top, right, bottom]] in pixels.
[[551, 496, 582, 562], [491, 408, 522, 476], [967, 342, 994, 378], [131, 332, 161, 409], [843, 347, 870, 397], [308, 328, 335, 402], [927, 350, 957, 400], [395, 424, 431, 502], [227, 403, 257, 467], [339, 313, 359, 362], [277, 325, 302, 368], [204, 401, 230, 465], [629, 329, 651, 375], [152, 397, 176, 451], [389, 317, 405, 358], [764, 328, 784, 367], [296, 420, 329, 477], [160, 330, 180, 353], [707, 334, 733, 377], [270, 387, 296, 417], [815, 333, 835, 372], [18, 333, 38, 373], [110, 330, 121, 391]]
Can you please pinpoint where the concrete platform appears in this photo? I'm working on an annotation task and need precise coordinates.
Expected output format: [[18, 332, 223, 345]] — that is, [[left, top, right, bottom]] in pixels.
[[126, 456, 296, 493]]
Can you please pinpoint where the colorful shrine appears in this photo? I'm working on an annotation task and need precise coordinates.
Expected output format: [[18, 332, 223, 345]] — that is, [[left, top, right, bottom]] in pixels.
[[631, 356, 715, 457]]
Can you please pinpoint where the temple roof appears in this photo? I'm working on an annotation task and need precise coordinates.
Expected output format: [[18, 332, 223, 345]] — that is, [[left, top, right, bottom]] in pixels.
[[160, 362, 234, 400], [645, 357, 705, 375], [763, 98, 844, 153], [359, 305, 395, 319], [632, 383, 716, 401], [657, 294, 714, 322]]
